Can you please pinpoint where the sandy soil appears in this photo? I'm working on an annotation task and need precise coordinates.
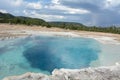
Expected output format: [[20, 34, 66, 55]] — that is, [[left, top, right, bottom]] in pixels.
[[0, 23, 120, 44]]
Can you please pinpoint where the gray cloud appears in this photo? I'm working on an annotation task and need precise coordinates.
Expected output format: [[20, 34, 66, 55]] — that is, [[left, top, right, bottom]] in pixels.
[[59, 0, 102, 12], [91, 10, 120, 26], [57, 0, 120, 26], [0, 0, 120, 26]]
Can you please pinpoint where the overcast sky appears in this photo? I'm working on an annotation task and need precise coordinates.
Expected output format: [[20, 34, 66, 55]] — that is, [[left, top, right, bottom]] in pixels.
[[0, 0, 120, 26]]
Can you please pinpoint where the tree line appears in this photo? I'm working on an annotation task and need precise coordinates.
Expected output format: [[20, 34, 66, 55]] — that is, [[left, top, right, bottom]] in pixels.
[[0, 12, 120, 34], [48, 22, 120, 34]]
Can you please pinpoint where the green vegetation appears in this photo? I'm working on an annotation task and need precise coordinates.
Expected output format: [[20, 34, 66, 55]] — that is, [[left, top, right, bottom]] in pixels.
[[0, 12, 120, 34], [49, 22, 120, 34], [0, 12, 50, 27]]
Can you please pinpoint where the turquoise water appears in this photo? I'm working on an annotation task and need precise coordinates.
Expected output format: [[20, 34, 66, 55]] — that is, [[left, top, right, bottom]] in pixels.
[[0, 36, 101, 79]]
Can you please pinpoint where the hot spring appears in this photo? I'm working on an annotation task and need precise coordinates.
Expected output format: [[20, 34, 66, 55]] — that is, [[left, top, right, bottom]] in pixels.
[[0, 36, 120, 79]]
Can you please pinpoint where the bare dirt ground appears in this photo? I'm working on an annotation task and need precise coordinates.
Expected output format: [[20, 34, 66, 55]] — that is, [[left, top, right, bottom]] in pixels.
[[0, 23, 119, 44]]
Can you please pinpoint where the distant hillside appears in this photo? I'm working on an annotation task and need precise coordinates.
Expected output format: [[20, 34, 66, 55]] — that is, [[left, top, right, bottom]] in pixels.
[[48, 22, 86, 29], [0, 12, 14, 19], [0, 12, 120, 34], [0, 12, 86, 28], [0, 12, 48, 26]]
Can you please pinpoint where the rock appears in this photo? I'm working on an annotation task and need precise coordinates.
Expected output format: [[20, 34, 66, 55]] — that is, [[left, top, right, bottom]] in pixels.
[[3, 72, 49, 80], [3, 64, 120, 80]]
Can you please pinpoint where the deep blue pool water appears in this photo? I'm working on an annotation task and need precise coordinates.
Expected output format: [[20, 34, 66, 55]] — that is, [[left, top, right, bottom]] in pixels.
[[0, 36, 101, 79]]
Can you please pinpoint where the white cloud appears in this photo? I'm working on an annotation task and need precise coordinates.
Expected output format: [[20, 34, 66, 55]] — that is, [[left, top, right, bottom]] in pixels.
[[23, 10, 27, 15], [38, 14, 65, 21], [23, 10, 65, 21], [48, 4, 90, 14], [0, 0, 23, 7], [0, 9, 8, 13], [51, 0, 60, 4], [13, 0, 23, 6], [26, 2, 42, 9]]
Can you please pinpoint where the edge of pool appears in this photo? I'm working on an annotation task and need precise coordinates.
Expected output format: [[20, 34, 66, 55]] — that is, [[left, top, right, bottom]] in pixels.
[[3, 63, 120, 80], [1, 31, 120, 80]]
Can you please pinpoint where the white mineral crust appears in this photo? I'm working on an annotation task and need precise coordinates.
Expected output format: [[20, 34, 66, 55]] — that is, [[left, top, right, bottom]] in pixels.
[[3, 64, 120, 80]]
